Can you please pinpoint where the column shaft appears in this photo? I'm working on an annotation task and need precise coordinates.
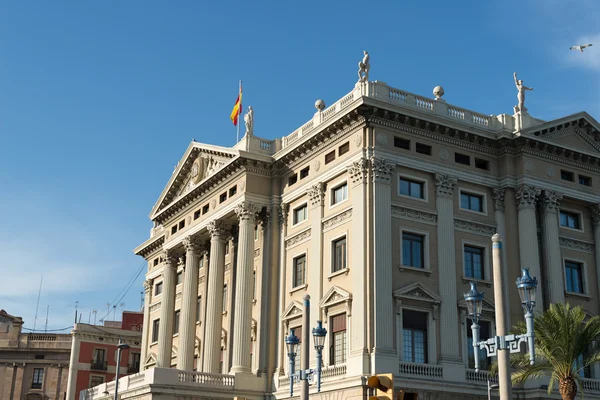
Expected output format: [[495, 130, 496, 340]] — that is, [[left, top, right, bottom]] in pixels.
[[156, 251, 178, 367], [541, 191, 564, 305], [203, 220, 228, 373], [231, 202, 259, 374], [493, 188, 510, 328], [178, 237, 202, 371], [139, 280, 153, 371], [308, 183, 325, 365], [257, 207, 273, 375]]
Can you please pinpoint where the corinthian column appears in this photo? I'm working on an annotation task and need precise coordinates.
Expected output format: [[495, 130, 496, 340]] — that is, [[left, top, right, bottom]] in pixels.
[[203, 220, 228, 373], [156, 249, 178, 367], [515, 185, 544, 311], [541, 191, 564, 305], [178, 236, 203, 371], [370, 157, 396, 371], [139, 279, 153, 371], [492, 188, 510, 328], [230, 202, 259, 374], [435, 174, 462, 371]]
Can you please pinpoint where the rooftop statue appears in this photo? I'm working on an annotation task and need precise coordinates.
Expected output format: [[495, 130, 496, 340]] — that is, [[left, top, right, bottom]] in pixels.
[[358, 51, 370, 83], [244, 106, 253, 136], [514, 72, 533, 113]]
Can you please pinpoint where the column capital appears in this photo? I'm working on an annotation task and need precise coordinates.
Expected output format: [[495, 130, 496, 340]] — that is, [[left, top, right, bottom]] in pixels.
[[307, 183, 326, 207], [143, 279, 153, 293], [515, 185, 541, 210], [435, 174, 457, 197], [492, 187, 506, 212], [207, 220, 229, 239], [370, 157, 394, 184], [234, 202, 260, 223], [161, 248, 179, 267], [590, 204, 600, 227], [347, 157, 369, 185], [257, 206, 271, 229], [278, 203, 289, 227], [182, 236, 204, 254], [542, 190, 563, 213]]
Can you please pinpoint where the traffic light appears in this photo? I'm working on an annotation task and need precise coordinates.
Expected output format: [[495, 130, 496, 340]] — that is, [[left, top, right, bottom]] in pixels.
[[367, 373, 394, 400]]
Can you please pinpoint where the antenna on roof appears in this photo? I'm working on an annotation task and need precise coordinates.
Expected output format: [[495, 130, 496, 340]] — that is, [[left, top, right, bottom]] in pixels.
[[44, 305, 49, 333], [32, 275, 43, 333], [92, 310, 97, 325], [140, 291, 144, 311]]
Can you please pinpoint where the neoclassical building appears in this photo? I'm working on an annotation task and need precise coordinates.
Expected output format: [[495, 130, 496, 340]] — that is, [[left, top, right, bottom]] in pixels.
[[87, 66, 600, 399]]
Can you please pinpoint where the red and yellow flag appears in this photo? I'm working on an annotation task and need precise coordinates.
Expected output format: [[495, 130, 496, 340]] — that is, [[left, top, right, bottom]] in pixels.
[[230, 83, 242, 126]]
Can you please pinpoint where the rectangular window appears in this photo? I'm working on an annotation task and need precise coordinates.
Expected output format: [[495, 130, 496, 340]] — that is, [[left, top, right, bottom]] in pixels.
[[331, 183, 348, 205], [130, 353, 141, 373], [416, 143, 432, 155], [193, 210, 201, 220], [219, 192, 227, 203], [565, 260, 584, 293], [331, 314, 347, 365], [229, 185, 237, 197], [176, 272, 183, 285], [402, 233, 424, 268], [460, 192, 483, 212], [464, 245, 485, 280], [34, 355, 44, 360], [89, 375, 104, 388], [338, 142, 350, 156], [155, 282, 163, 296], [152, 319, 160, 342], [560, 211, 581, 230], [32, 368, 44, 389], [199, 257, 204, 269], [254, 225, 259, 241], [202, 204, 209, 214], [171, 225, 177, 234], [253, 271, 257, 300], [394, 137, 410, 150], [173, 310, 180, 335], [293, 205, 308, 225], [292, 327, 302, 367], [455, 152, 470, 166], [399, 177, 424, 199], [332, 237, 347, 272], [467, 320, 490, 370], [300, 166, 309, 179], [577, 353, 592, 378], [325, 150, 336, 164], [579, 175, 592, 186], [225, 242, 230, 255], [223, 286, 228, 312], [92, 348, 106, 370], [288, 174, 298, 186], [402, 310, 427, 364], [293, 255, 306, 287], [179, 220, 185, 230], [196, 297, 202, 322], [561, 170, 574, 181], [474, 158, 489, 170], [153, 258, 159, 266]]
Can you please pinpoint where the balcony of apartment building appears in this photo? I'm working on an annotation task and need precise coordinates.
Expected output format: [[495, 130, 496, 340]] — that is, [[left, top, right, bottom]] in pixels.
[[128, 362, 140, 374], [90, 359, 108, 371]]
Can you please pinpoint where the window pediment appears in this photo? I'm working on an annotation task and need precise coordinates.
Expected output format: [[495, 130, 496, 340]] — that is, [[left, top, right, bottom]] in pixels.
[[320, 286, 352, 317], [144, 352, 156, 366], [282, 301, 303, 321], [393, 282, 441, 305]]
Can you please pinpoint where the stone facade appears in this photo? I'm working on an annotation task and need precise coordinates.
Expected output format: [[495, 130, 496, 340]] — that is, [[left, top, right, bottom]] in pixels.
[[97, 79, 600, 399]]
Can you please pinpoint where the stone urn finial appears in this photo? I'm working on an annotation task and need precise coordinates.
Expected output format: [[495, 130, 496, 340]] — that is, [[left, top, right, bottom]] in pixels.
[[433, 86, 445, 99], [315, 99, 326, 112]]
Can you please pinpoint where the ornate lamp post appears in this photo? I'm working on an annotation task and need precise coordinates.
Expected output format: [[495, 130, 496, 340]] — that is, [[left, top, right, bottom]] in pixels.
[[312, 321, 327, 393], [114, 339, 130, 400], [285, 329, 300, 397]]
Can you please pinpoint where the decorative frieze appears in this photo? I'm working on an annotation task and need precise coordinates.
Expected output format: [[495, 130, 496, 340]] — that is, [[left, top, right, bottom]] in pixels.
[[391, 205, 437, 224], [347, 158, 369, 185], [370, 157, 395, 184], [559, 237, 594, 253], [285, 229, 311, 249], [492, 187, 506, 212], [515, 185, 540, 210], [323, 209, 353, 230], [434, 174, 457, 197], [542, 190, 563, 213], [454, 218, 496, 236], [307, 183, 326, 207], [149, 302, 161, 313]]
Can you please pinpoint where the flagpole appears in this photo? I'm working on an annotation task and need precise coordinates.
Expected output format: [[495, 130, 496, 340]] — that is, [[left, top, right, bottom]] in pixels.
[[236, 80, 242, 143]]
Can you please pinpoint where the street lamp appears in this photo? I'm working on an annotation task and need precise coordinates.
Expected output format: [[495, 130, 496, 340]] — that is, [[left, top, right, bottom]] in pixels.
[[312, 321, 327, 393], [516, 267, 538, 366], [114, 338, 130, 400], [487, 380, 499, 400], [285, 329, 300, 397]]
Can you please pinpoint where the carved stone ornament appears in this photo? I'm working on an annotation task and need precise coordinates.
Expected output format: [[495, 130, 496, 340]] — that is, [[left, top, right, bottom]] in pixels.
[[239, 181, 246, 192], [454, 218, 496, 235], [207, 220, 228, 239], [391, 205, 437, 224], [492, 187, 506, 212], [191, 156, 204, 185], [435, 174, 457, 197], [234, 202, 260, 223], [143, 279, 153, 293], [545, 166, 555, 177], [347, 158, 369, 185], [162, 248, 179, 266], [210, 199, 217, 209], [183, 236, 203, 254], [354, 134, 362, 147], [370, 157, 395, 184], [375, 132, 388, 145], [559, 237, 593, 253], [323, 209, 353, 230], [515, 185, 540, 209], [279, 203, 290, 227], [307, 183, 326, 207], [285, 229, 311, 249], [312, 159, 321, 172], [439, 148, 449, 160], [590, 204, 600, 227], [542, 190, 563, 213], [524, 159, 535, 173]]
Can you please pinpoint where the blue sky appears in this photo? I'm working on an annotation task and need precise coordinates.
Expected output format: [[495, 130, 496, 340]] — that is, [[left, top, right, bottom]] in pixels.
[[0, 0, 599, 331]]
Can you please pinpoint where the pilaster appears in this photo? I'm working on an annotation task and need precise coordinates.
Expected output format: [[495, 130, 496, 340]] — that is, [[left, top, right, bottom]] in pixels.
[[275, 203, 289, 377], [591, 204, 600, 321], [541, 190, 564, 305], [256, 206, 272, 376], [203, 220, 229, 373], [492, 187, 510, 328], [139, 279, 153, 371], [156, 248, 178, 368]]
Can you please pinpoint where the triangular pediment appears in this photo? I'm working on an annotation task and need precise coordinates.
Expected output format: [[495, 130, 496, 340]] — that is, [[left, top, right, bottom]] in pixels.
[[393, 282, 441, 304], [150, 142, 238, 219], [144, 352, 156, 365], [523, 112, 600, 155], [282, 301, 303, 320], [319, 286, 352, 308]]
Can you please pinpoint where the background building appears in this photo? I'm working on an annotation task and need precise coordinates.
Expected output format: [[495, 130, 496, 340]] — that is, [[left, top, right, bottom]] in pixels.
[[89, 67, 600, 399]]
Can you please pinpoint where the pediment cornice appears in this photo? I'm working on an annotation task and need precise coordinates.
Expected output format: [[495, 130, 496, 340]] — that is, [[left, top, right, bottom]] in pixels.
[[394, 282, 441, 304]]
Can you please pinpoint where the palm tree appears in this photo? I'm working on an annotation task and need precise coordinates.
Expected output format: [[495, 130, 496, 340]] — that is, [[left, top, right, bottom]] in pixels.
[[508, 303, 600, 400]]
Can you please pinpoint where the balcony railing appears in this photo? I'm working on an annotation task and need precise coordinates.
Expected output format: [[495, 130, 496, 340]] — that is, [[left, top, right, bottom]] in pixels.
[[128, 364, 140, 374], [465, 369, 498, 384], [90, 360, 108, 371], [398, 362, 443, 380]]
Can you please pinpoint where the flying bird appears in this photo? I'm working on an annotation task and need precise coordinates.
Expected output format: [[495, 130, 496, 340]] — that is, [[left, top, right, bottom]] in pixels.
[[570, 44, 593, 52]]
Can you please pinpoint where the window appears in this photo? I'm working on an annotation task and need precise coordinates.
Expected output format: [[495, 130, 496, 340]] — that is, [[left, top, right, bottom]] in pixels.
[[254, 225, 259, 241], [293, 255, 306, 287], [173, 310, 180, 335], [293, 205, 308, 225], [399, 177, 424, 199], [288, 174, 298, 186], [576, 352, 592, 378], [253, 271, 257, 300], [565, 260, 584, 293], [178, 220, 185, 230], [560, 211, 581, 230], [416, 143, 432, 155], [292, 327, 302, 368], [223, 286, 228, 313], [152, 319, 160, 342], [176, 272, 183, 285], [561, 170, 574, 182], [394, 137, 410, 150], [225, 242, 230, 255], [464, 245, 485, 280], [475, 158, 489, 170], [193, 210, 201, 220], [338, 142, 350, 156], [300, 166, 309, 179], [330, 314, 347, 365], [34, 355, 44, 360], [92, 348, 106, 370], [229, 185, 237, 197], [202, 204, 209, 214], [153, 258, 159, 266], [402, 310, 427, 363], [130, 353, 141, 373], [460, 192, 483, 212], [199, 257, 204, 269], [155, 282, 163, 296], [455, 153, 470, 166], [32, 368, 44, 389], [171, 225, 177, 234], [467, 320, 490, 370], [325, 150, 336, 164], [402, 233, 424, 268], [90, 375, 104, 388], [331, 183, 348, 205], [219, 192, 227, 203], [579, 175, 592, 186], [196, 297, 202, 322], [332, 237, 347, 272]]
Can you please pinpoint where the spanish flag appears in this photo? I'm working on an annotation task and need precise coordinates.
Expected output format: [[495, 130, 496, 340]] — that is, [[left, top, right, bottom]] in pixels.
[[230, 82, 242, 126]]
